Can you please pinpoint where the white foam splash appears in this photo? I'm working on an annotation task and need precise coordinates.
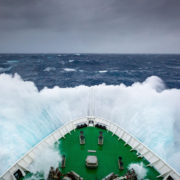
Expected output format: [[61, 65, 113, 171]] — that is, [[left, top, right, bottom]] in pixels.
[[0, 74, 180, 175], [128, 163, 147, 180], [99, 70, 107, 73], [28, 145, 61, 178], [63, 68, 76, 72]]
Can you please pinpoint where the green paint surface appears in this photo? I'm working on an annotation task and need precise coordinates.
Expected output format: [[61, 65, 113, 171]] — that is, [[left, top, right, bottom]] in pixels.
[[59, 127, 162, 180]]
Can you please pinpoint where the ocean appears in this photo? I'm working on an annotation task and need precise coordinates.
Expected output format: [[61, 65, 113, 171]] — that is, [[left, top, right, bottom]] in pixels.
[[0, 54, 180, 89], [0, 54, 180, 175]]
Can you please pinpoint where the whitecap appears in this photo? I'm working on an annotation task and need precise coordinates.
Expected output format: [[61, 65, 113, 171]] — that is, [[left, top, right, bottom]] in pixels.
[[63, 68, 76, 72], [99, 70, 107, 73], [44, 67, 56, 72]]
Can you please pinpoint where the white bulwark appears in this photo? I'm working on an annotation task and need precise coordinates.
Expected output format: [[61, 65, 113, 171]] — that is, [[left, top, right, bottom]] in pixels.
[[0, 117, 180, 180]]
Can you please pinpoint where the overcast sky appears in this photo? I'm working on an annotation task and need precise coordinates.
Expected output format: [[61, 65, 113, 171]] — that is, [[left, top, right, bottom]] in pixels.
[[0, 0, 180, 53]]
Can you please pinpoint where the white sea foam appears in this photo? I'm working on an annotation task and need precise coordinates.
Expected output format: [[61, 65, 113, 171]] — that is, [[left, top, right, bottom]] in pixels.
[[69, 59, 74, 63], [63, 68, 76, 72], [29, 145, 61, 178], [128, 163, 147, 180], [0, 74, 180, 175], [44, 67, 56, 72], [99, 70, 107, 73]]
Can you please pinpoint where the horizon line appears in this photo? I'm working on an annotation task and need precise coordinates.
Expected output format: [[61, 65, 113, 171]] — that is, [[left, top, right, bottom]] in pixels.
[[0, 52, 180, 55]]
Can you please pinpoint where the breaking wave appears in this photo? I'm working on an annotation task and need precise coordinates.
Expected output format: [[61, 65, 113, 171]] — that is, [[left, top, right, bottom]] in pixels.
[[99, 70, 108, 73], [63, 68, 76, 72], [0, 74, 180, 175], [43, 67, 56, 72]]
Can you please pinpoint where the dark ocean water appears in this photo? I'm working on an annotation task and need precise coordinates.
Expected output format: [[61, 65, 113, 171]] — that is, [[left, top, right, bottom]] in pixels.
[[0, 54, 180, 89]]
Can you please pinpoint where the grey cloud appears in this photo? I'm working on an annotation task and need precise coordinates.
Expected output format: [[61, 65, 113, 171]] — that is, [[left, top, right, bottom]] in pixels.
[[0, 0, 180, 53]]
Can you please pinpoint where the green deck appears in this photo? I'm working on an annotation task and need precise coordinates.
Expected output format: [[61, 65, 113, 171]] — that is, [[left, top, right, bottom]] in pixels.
[[58, 126, 162, 180]]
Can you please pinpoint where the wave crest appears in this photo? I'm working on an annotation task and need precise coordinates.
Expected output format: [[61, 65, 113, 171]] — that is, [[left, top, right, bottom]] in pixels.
[[0, 74, 180, 174]]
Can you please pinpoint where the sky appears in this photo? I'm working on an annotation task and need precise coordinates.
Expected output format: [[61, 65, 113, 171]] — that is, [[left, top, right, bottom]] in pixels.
[[0, 0, 180, 53]]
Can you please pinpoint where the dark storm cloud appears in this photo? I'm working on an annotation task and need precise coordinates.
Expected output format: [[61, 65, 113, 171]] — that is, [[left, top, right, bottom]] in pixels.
[[0, 0, 180, 53]]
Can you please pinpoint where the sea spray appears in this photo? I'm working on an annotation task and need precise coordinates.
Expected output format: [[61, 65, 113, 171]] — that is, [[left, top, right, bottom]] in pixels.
[[0, 74, 180, 175], [128, 163, 147, 180], [28, 145, 61, 179]]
